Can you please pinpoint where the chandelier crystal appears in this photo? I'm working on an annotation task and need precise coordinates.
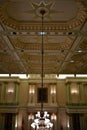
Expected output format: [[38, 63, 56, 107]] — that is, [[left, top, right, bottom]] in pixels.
[[31, 111, 53, 130], [31, 9, 53, 130]]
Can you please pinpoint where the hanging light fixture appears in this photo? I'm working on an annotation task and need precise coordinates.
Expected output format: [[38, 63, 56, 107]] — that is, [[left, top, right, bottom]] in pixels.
[[31, 9, 53, 130]]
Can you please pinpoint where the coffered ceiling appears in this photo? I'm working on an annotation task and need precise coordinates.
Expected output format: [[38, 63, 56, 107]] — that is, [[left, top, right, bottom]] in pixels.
[[0, 0, 87, 74]]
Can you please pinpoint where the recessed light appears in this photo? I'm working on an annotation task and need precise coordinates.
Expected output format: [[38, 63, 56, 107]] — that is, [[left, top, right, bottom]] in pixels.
[[70, 60, 74, 63], [39, 32, 46, 35], [61, 50, 64, 53], [13, 32, 17, 35], [3, 49, 7, 52], [21, 49, 24, 52], [77, 50, 83, 53], [68, 32, 72, 35]]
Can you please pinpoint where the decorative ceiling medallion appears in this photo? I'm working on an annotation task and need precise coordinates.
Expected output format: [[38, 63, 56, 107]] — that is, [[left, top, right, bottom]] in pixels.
[[0, 1, 87, 30], [36, 7, 49, 17], [30, 1, 52, 17]]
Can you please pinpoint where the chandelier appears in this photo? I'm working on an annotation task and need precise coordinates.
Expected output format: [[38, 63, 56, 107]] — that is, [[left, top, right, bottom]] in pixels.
[[31, 9, 53, 130]]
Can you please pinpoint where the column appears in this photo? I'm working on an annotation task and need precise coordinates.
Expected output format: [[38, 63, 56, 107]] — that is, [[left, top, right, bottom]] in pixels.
[[15, 82, 19, 104], [66, 82, 71, 104]]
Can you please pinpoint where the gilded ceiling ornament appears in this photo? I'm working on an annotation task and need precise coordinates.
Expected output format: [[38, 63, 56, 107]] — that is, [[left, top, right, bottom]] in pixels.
[[27, 1, 56, 18]]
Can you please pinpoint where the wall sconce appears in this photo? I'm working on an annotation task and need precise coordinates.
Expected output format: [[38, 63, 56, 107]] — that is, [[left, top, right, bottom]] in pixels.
[[51, 113, 57, 121], [67, 121, 70, 128], [29, 89, 35, 94], [7, 88, 14, 94], [29, 85, 35, 94], [71, 89, 79, 94], [15, 116, 18, 128], [28, 113, 34, 120], [29, 87, 35, 103], [50, 86, 56, 103], [51, 89, 56, 95]]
